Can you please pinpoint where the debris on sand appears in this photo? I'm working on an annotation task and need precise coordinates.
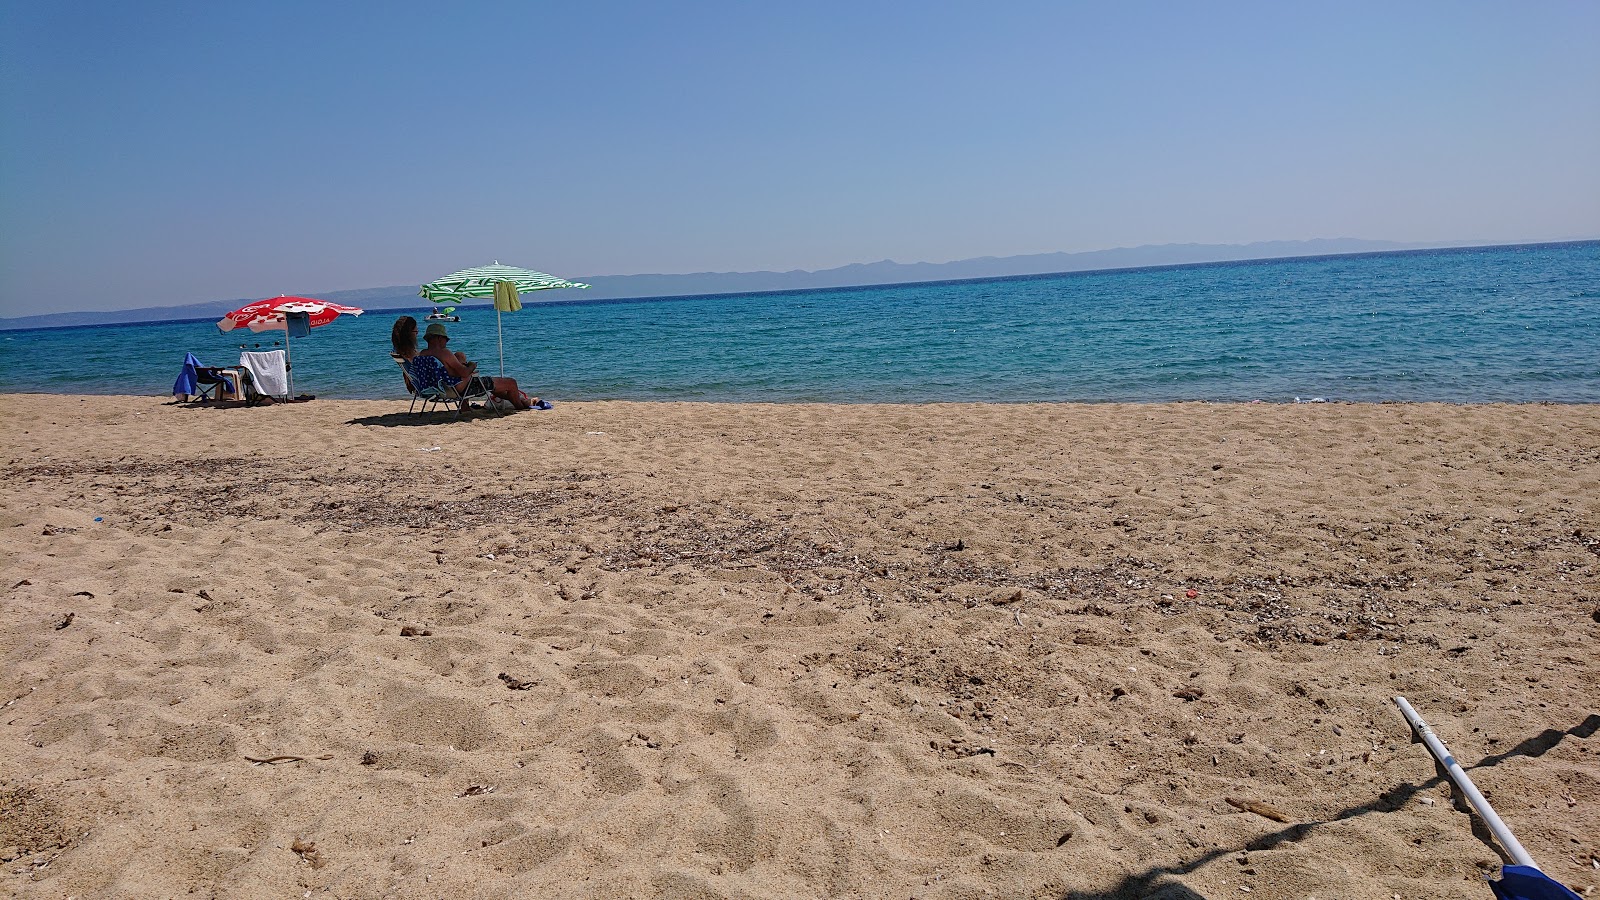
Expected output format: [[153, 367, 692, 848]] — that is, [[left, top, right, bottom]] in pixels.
[[1225, 796, 1290, 823], [290, 837, 326, 868]]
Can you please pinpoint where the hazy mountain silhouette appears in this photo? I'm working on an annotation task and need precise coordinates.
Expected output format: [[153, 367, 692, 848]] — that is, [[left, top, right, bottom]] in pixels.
[[571, 238, 1437, 300], [0, 238, 1508, 330]]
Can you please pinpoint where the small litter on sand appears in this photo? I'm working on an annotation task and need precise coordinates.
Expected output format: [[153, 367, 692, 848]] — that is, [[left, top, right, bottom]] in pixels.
[[1225, 797, 1290, 823]]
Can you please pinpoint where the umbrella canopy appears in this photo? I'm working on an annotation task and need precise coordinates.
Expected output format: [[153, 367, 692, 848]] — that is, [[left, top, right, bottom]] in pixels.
[[420, 263, 588, 376], [217, 296, 364, 333], [418, 264, 589, 303]]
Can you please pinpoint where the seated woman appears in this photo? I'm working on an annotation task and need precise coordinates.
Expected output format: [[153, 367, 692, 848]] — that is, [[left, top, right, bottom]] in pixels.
[[390, 316, 537, 410]]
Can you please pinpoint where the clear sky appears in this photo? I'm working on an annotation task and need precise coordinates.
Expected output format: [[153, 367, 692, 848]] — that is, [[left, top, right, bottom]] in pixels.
[[2, 1, 1596, 316]]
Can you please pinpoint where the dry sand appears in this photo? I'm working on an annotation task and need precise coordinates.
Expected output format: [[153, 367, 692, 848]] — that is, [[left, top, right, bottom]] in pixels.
[[2, 393, 1597, 900]]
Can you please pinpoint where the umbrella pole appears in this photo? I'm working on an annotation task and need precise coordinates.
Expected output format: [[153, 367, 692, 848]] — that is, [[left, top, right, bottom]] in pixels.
[[284, 328, 294, 398], [497, 307, 506, 377], [1394, 696, 1537, 868]]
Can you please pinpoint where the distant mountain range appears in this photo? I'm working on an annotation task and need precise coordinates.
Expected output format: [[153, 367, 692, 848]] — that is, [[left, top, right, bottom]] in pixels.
[[0, 238, 1532, 331]]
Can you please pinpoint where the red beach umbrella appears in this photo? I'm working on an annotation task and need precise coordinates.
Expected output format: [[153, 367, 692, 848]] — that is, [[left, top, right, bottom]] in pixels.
[[216, 296, 364, 397], [216, 296, 364, 333]]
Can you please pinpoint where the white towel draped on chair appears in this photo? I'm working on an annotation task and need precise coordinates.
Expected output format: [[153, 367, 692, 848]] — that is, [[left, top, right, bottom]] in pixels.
[[239, 350, 289, 398]]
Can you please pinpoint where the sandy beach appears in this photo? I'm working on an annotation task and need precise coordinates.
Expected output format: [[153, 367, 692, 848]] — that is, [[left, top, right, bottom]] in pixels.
[[1, 394, 1596, 899]]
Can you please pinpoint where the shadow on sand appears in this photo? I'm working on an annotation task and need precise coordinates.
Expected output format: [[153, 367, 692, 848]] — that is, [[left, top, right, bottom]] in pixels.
[[171, 399, 516, 427], [166, 398, 313, 410], [1059, 714, 1599, 899], [344, 409, 508, 427]]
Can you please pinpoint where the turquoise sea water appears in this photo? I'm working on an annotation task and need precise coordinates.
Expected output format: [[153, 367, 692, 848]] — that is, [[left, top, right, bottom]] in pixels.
[[2, 242, 1597, 403]]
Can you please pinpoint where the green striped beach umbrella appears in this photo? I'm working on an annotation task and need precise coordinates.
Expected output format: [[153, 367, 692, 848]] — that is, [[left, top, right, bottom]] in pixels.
[[419, 263, 589, 375]]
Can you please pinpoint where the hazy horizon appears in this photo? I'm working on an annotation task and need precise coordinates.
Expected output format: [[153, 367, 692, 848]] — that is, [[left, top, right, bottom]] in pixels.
[[7, 236, 1596, 330], [3, 1, 1597, 318]]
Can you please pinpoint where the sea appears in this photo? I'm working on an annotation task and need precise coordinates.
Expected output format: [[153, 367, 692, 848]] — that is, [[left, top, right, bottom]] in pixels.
[[2, 241, 1597, 404]]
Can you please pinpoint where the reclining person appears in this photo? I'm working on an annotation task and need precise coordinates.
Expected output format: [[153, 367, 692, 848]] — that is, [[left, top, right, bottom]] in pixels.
[[392, 317, 536, 410]]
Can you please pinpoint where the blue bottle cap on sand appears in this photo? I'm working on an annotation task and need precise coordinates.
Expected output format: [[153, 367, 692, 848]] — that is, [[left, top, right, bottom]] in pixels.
[[94, 517, 103, 522]]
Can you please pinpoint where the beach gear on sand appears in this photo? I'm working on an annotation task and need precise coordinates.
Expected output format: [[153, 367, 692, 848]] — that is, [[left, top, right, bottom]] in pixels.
[[173, 353, 242, 402], [420, 263, 588, 376], [217, 296, 364, 397], [239, 350, 289, 400], [1393, 697, 1582, 900], [172, 353, 203, 398], [399, 353, 500, 419], [198, 367, 241, 402]]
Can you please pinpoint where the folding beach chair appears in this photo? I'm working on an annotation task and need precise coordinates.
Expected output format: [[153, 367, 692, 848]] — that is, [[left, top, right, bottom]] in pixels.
[[392, 353, 426, 414], [195, 366, 243, 402], [399, 353, 500, 418], [172, 352, 243, 403]]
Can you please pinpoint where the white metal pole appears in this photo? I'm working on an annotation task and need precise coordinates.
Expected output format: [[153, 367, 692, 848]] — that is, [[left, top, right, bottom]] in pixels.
[[283, 326, 294, 399], [497, 306, 506, 377], [1393, 696, 1538, 869]]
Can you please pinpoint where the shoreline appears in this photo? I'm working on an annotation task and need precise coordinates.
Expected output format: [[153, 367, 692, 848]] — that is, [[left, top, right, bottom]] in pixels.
[[6, 390, 1600, 406], [3, 393, 1596, 898]]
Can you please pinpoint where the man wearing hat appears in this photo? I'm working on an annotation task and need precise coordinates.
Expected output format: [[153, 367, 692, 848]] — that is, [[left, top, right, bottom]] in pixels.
[[419, 322, 536, 410]]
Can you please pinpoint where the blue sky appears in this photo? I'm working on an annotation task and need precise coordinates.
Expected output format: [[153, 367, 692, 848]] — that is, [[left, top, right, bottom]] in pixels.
[[2, 1, 1596, 316]]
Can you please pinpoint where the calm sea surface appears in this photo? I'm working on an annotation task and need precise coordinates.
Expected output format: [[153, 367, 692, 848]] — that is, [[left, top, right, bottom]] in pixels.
[[3, 242, 1597, 403]]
